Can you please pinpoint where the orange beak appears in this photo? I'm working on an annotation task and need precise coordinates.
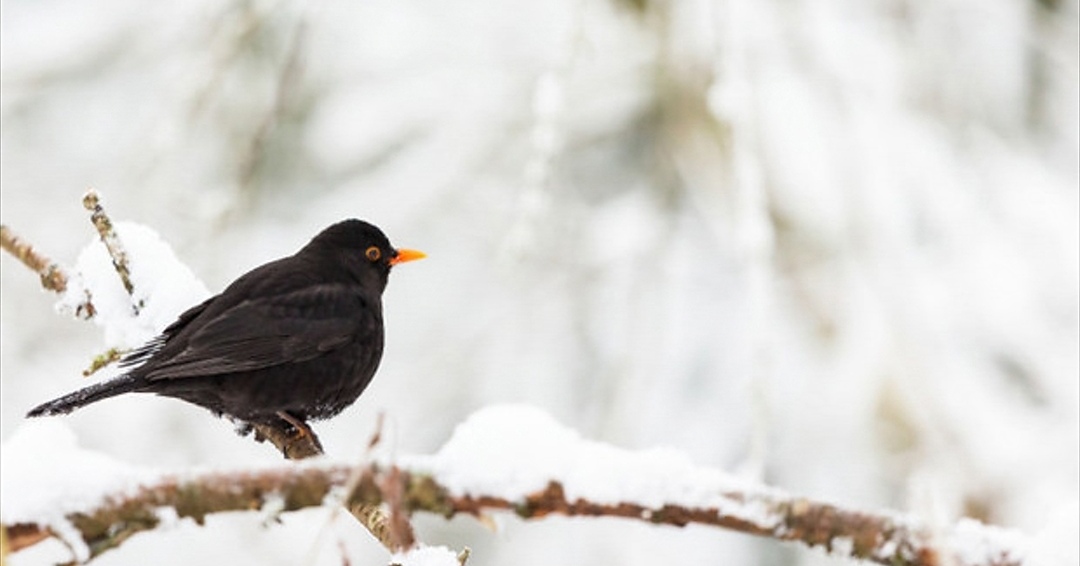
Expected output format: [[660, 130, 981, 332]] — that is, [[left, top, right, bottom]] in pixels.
[[389, 248, 426, 266]]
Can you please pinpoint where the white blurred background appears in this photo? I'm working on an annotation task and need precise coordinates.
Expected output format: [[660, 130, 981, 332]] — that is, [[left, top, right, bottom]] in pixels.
[[1, 0, 1077, 564]]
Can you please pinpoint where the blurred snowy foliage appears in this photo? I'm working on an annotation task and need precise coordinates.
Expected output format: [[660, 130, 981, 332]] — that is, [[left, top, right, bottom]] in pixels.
[[1, 0, 1076, 564]]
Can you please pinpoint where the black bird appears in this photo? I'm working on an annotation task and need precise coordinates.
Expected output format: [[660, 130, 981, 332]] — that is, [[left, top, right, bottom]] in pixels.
[[27, 219, 424, 444]]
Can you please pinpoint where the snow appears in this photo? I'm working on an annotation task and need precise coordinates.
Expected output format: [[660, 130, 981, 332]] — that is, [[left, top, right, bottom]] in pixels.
[[0, 420, 161, 561], [1027, 500, 1080, 566], [946, 518, 1031, 566], [425, 404, 780, 527], [1, 0, 1075, 564], [827, 536, 854, 557], [56, 220, 211, 350], [390, 545, 462, 566], [0, 420, 160, 524]]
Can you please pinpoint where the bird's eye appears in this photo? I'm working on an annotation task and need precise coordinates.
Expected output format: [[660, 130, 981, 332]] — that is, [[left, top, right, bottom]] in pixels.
[[365, 246, 381, 262]]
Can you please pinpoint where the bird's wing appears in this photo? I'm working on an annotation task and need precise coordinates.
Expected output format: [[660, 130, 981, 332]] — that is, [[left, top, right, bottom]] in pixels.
[[143, 285, 375, 380], [119, 295, 217, 368]]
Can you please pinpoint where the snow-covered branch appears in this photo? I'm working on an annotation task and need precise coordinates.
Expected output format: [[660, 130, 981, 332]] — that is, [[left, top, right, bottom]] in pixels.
[[0, 223, 94, 318], [81, 190, 136, 306], [2, 406, 1030, 566]]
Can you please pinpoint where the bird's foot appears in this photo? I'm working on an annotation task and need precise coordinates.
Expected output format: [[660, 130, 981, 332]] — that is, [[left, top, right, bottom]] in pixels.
[[250, 415, 324, 459], [276, 411, 324, 452]]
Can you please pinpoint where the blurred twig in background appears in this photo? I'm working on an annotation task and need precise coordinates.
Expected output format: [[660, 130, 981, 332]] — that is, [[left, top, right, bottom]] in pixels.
[[1, 223, 95, 318]]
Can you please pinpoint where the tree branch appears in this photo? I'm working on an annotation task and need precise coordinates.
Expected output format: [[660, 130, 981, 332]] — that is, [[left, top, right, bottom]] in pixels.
[[82, 189, 138, 311], [1, 462, 1024, 566], [251, 422, 326, 460], [0, 223, 95, 318]]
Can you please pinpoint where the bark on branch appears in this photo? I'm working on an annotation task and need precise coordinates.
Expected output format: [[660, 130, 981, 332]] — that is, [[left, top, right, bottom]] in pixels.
[[0, 224, 95, 318], [1, 462, 1025, 566], [82, 189, 137, 306], [0, 224, 70, 293]]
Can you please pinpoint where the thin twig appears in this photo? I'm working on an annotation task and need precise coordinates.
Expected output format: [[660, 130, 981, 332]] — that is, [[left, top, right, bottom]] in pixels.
[[379, 466, 417, 551], [82, 348, 124, 377], [237, 12, 309, 194], [250, 420, 410, 554], [0, 224, 69, 292], [367, 412, 385, 451], [82, 189, 139, 312], [347, 502, 397, 551], [0, 223, 95, 318], [338, 411, 418, 555]]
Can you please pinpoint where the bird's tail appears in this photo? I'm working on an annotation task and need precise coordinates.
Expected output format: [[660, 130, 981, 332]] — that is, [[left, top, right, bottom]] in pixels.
[[26, 374, 143, 417]]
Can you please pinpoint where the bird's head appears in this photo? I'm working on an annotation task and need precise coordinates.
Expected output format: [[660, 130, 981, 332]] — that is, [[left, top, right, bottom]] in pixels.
[[303, 219, 425, 292]]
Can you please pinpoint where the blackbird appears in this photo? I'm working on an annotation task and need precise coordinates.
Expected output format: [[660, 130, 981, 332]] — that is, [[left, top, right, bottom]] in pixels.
[[27, 219, 424, 443]]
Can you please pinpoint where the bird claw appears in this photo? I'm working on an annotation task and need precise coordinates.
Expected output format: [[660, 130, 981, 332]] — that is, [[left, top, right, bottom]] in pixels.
[[276, 411, 312, 437], [276, 411, 324, 453]]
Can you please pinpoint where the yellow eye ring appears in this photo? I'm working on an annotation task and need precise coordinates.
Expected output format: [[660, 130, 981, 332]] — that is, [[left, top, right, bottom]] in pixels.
[[365, 246, 381, 262]]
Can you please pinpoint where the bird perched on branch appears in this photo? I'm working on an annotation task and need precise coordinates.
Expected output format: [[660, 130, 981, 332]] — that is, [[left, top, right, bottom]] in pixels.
[[27, 219, 424, 450]]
